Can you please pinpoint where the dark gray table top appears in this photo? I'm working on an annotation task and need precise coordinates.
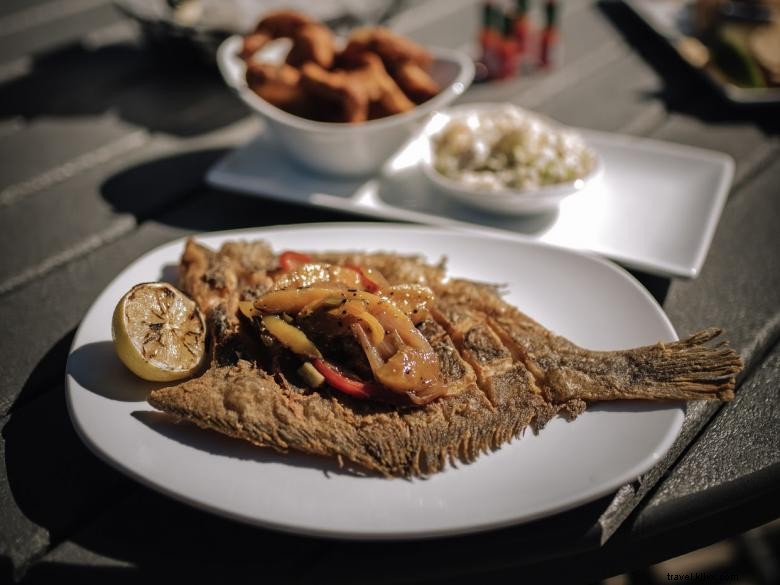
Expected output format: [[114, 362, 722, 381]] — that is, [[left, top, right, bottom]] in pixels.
[[1, 1, 778, 583]]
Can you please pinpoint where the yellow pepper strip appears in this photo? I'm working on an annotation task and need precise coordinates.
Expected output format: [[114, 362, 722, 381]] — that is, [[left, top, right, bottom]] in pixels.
[[328, 300, 385, 346], [299, 295, 344, 317], [261, 315, 322, 359], [238, 300, 256, 319], [254, 288, 336, 315]]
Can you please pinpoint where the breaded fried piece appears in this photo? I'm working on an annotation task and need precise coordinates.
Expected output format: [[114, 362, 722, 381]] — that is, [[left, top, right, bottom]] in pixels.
[[345, 27, 433, 69], [246, 62, 300, 88], [246, 62, 308, 116], [286, 22, 335, 69], [241, 10, 316, 61], [240, 14, 437, 122], [347, 53, 415, 117], [393, 61, 440, 104], [253, 9, 313, 38], [339, 27, 438, 108], [240, 32, 271, 60], [179, 239, 276, 320], [300, 63, 369, 123]]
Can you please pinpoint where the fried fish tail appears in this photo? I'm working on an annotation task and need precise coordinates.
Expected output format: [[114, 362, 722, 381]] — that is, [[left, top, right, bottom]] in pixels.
[[435, 279, 741, 404], [491, 322, 742, 403]]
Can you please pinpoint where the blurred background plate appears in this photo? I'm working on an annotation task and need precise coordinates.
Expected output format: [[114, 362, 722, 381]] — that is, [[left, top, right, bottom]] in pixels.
[[113, 0, 416, 60], [623, 0, 780, 105]]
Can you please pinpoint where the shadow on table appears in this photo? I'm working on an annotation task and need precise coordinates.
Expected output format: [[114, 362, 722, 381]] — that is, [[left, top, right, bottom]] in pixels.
[[597, 0, 780, 134], [627, 270, 670, 306], [0, 40, 246, 137], [9, 329, 77, 414], [100, 148, 357, 232], [99, 147, 230, 222]]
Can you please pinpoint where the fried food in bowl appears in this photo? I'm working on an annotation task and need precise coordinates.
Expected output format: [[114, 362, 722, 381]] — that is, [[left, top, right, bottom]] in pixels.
[[218, 10, 474, 176]]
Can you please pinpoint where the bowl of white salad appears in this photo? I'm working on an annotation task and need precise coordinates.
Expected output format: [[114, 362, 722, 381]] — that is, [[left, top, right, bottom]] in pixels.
[[421, 103, 601, 215]]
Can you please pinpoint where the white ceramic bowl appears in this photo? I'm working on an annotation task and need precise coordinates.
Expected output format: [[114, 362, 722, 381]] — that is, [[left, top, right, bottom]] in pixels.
[[217, 35, 474, 177], [421, 103, 602, 216]]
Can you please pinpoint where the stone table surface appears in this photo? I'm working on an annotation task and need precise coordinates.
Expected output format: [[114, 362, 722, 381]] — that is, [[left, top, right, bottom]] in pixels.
[[0, 1, 778, 583]]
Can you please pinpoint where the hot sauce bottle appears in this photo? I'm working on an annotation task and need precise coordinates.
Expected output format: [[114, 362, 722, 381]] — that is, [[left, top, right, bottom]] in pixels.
[[499, 11, 518, 79], [539, 0, 561, 69], [479, 2, 500, 80], [513, 0, 531, 71]]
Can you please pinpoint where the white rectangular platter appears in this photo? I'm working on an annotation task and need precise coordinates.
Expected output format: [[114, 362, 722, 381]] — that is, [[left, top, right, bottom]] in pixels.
[[207, 128, 734, 278]]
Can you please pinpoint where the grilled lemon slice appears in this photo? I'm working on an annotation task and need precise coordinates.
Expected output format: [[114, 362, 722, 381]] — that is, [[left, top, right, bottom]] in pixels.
[[112, 282, 206, 382]]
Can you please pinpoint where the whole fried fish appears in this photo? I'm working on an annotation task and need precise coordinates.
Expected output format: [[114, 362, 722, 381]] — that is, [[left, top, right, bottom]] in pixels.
[[148, 240, 742, 477]]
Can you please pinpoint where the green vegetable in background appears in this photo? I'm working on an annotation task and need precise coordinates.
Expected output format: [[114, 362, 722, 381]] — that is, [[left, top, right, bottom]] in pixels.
[[710, 24, 767, 88]]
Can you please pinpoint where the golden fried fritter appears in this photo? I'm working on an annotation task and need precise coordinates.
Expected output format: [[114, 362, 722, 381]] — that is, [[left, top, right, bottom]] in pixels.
[[345, 27, 433, 69], [300, 63, 369, 123], [286, 22, 335, 69], [246, 63, 308, 117], [240, 12, 440, 123], [393, 61, 440, 104]]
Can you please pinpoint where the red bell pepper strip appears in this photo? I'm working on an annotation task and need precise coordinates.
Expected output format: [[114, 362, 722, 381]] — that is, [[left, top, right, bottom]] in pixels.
[[278, 250, 313, 271], [344, 263, 387, 293], [312, 358, 375, 399], [310, 358, 408, 405]]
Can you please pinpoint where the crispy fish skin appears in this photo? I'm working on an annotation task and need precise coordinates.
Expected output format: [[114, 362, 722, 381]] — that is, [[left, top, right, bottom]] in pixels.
[[435, 279, 740, 402], [309, 251, 447, 287], [417, 318, 476, 396], [179, 239, 277, 367], [180, 238, 276, 319], [150, 240, 743, 477], [148, 360, 555, 477]]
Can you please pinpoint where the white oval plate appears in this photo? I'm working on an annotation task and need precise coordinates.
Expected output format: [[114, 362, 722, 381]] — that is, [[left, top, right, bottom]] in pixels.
[[66, 223, 683, 539]]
